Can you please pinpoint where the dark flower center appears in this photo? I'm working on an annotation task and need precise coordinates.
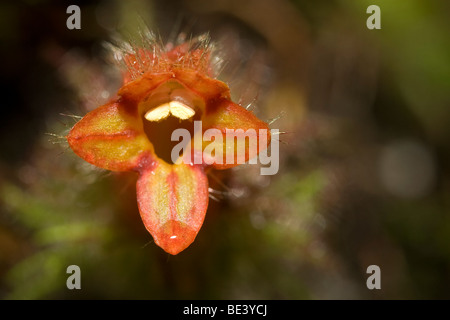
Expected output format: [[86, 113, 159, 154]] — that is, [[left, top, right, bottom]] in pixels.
[[142, 113, 201, 164]]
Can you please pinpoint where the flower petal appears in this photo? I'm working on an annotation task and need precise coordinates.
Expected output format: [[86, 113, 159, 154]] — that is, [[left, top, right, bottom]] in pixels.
[[180, 99, 271, 169], [67, 100, 154, 172], [174, 69, 230, 101], [136, 160, 209, 255], [118, 72, 173, 103]]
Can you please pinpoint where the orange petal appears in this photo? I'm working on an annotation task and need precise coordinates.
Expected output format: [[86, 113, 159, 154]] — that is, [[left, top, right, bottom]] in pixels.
[[180, 99, 271, 169], [67, 100, 154, 172], [174, 69, 230, 101], [118, 72, 173, 104], [136, 160, 209, 255]]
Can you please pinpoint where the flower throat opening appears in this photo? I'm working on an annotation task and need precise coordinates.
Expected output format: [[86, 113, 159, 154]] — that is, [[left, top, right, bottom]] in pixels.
[[142, 105, 201, 165]]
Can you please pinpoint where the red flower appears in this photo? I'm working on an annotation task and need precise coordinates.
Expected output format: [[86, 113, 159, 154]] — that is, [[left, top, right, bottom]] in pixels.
[[67, 34, 270, 254]]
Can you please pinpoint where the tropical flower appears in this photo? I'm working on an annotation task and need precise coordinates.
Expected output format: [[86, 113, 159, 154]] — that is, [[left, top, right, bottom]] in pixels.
[[67, 33, 271, 254]]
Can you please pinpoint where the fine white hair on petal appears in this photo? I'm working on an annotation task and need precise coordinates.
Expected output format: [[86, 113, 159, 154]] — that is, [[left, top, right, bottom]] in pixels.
[[102, 25, 226, 81]]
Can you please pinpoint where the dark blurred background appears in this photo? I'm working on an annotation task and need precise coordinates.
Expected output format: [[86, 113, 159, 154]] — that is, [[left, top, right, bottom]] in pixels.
[[1, 0, 450, 299]]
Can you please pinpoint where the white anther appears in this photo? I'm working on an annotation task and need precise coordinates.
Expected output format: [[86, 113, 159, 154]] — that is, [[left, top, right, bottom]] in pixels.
[[144, 101, 195, 122]]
